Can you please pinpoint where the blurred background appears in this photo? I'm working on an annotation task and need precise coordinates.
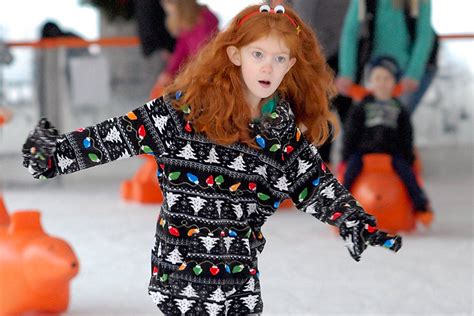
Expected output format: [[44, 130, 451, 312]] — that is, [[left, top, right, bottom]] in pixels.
[[0, 0, 472, 315]]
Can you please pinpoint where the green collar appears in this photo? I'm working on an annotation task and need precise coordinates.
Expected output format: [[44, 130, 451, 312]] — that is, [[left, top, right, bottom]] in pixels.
[[250, 94, 280, 125], [261, 94, 279, 115]]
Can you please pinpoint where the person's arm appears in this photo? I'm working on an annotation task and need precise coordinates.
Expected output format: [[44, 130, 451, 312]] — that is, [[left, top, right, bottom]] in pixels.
[[404, 1, 435, 81], [22, 97, 173, 179], [397, 106, 415, 164], [338, 0, 360, 81], [272, 119, 401, 262], [342, 103, 365, 161]]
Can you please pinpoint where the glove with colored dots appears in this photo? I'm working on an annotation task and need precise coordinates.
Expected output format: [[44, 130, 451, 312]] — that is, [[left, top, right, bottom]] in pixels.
[[339, 211, 402, 262], [22, 118, 59, 179]]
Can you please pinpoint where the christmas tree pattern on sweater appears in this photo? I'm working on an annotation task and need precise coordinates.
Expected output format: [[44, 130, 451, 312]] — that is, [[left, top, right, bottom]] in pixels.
[[40, 94, 372, 315]]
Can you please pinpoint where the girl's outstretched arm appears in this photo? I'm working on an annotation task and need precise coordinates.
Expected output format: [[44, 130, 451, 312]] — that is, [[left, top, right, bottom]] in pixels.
[[22, 97, 173, 179], [281, 127, 402, 262]]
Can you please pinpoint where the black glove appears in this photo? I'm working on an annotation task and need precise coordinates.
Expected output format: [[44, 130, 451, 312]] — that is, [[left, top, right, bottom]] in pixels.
[[22, 118, 59, 179], [339, 211, 402, 262]]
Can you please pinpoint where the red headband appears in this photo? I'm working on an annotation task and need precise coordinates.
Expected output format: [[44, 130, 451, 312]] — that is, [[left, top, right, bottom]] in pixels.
[[238, 4, 301, 35]]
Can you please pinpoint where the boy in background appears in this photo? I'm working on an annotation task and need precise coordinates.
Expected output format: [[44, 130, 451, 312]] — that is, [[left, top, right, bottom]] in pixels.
[[342, 56, 434, 226]]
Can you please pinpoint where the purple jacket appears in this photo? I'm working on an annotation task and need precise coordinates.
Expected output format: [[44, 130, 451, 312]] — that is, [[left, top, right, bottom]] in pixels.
[[165, 7, 218, 76]]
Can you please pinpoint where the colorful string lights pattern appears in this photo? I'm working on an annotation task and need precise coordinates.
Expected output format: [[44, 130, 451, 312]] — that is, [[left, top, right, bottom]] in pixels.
[[38, 94, 376, 314]]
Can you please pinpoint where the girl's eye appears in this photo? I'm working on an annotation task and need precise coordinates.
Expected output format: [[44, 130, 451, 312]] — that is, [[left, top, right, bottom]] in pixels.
[[252, 51, 264, 59], [275, 56, 287, 63]]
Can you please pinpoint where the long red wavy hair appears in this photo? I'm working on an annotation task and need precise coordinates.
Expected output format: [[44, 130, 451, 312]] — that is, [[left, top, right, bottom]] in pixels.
[[165, 2, 337, 147]]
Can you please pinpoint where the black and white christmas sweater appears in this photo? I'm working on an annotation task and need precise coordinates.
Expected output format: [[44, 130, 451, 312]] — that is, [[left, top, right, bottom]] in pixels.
[[33, 94, 400, 315]]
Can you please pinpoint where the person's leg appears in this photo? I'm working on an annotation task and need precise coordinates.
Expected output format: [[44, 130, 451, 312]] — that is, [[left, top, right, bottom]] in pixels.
[[333, 94, 354, 126], [343, 153, 363, 190], [400, 67, 437, 115], [391, 155, 430, 211]]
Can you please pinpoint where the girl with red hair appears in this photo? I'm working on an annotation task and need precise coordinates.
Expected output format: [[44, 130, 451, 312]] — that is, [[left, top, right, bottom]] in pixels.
[[22, 3, 401, 314]]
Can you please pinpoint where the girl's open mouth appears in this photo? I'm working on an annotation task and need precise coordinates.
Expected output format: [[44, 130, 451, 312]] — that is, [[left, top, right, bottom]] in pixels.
[[259, 80, 271, 88]]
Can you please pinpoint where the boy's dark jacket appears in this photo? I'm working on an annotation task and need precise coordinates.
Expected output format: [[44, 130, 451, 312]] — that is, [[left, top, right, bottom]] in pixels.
[[342, 95, 415, 164]]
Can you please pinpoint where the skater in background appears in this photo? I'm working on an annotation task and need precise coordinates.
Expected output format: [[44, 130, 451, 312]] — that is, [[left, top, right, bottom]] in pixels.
[[342, 56, 433, 225], [336, 0, 437, 115], [22, 3, 402, 314], [133, 0, 175, 58], [149, 0, 219, 98]]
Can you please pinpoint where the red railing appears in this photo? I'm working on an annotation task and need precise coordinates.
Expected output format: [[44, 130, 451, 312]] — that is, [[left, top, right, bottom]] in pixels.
[[6, 34, 472, 49]]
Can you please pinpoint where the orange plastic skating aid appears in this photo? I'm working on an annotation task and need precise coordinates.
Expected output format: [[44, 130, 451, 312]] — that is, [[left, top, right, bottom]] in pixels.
[[0, 211, 79, 315], [279, 199, 293, 209], [339, 154, 417, 233], [120, 86, 166, 204], [0, 195, 9, 226], [149, 84, 165, 101], [121, 155, 164, 203], [347, 84, 403, 102], [416, 211, 434, 228]]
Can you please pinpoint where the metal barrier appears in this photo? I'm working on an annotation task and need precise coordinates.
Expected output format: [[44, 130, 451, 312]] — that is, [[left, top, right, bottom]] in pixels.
[[1, 37, 165, 158]]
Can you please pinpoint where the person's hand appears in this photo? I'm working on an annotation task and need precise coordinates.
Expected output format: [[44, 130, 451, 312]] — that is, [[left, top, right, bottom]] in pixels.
[[22, 118, 59, 179], [335, 76, 354, 96], [400, 78, 419, 94], [339, 211, 402, 262]]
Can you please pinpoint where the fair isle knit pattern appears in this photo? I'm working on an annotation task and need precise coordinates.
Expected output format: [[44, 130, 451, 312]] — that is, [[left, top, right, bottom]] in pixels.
[[44, 94, 368, 315]]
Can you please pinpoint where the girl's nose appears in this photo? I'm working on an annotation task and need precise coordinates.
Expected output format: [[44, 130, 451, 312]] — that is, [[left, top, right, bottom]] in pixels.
[[261, 63, 273, 74]]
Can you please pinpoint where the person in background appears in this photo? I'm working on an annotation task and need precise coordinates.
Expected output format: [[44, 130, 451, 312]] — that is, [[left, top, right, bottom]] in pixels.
[[150, 0, 219, 97], [336, 0, 437, 115], [342, 56, 433, 226], [133, 0, 176, 59], [290, 0, 350, 165], [40, 21, 89, 58]]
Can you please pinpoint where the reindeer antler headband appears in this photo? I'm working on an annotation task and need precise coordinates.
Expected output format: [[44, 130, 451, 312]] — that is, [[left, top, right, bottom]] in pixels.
[[238, 4, 301, 35]]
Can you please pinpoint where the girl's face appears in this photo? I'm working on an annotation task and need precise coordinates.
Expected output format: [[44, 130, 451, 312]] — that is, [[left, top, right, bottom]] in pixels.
[[368, 67, 397, 101], [227, 35, 296, 109]]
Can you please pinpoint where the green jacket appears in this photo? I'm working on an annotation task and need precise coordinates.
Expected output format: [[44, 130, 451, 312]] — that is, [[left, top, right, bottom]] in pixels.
[[339, 0, 435, 81]]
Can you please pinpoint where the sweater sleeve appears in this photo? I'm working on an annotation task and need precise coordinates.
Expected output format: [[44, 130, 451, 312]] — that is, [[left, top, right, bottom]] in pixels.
[[277, 129, 401, 261], [342, 103, 365, 161], [404, 1, 435, 80], [285, 136, 367, 228], [338, 0, 360, 80], [45, 97, 173, 177]]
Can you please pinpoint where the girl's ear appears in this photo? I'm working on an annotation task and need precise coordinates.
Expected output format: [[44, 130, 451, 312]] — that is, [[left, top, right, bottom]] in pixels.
[[287, 57, 297, 73], [226, 46, 241, 66]]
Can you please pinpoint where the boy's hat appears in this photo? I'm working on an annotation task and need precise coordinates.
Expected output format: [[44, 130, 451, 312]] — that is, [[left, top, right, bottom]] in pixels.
[[368, 56, 401, 81]]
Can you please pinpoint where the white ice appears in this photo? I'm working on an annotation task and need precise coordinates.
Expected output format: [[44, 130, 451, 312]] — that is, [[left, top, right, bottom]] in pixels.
[[2, 146, 472, 315]]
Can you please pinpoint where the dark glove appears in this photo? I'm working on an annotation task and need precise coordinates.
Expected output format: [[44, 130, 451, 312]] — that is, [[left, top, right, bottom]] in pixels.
[[22, 118, 59, 179], [339, 211, 402, 262]]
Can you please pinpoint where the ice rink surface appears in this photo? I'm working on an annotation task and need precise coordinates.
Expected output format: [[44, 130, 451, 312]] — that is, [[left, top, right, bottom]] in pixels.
[[2, 146, 473, 316]]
